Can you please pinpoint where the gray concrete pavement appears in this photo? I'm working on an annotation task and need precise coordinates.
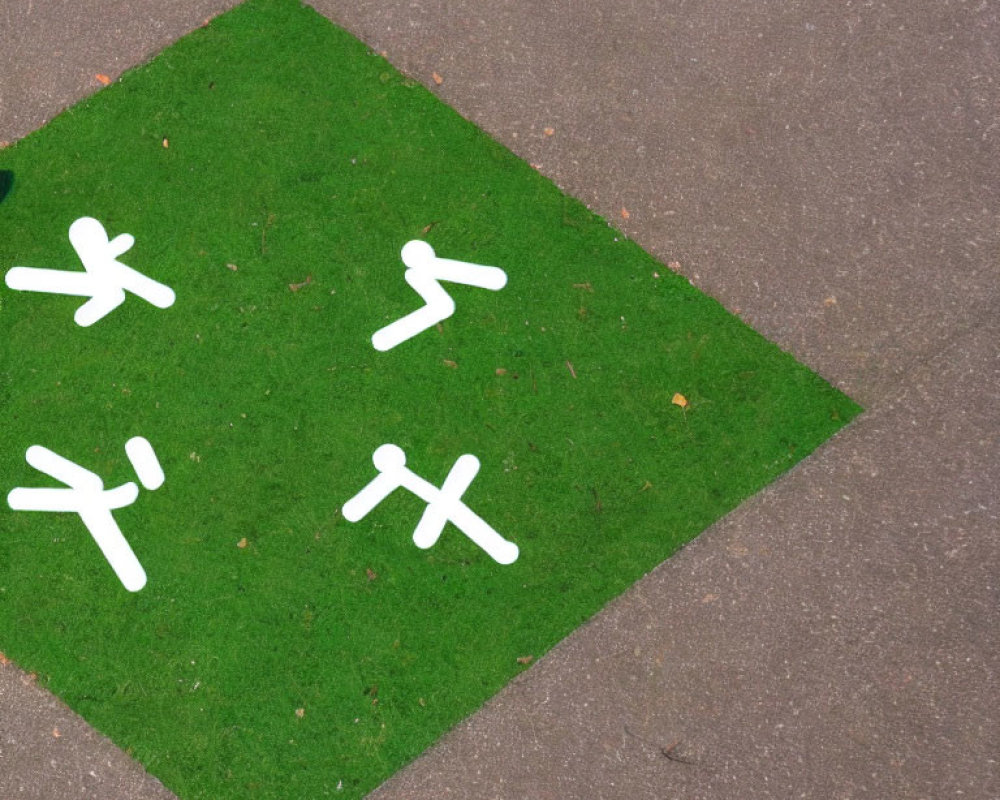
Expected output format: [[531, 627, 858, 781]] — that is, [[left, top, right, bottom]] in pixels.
[[1, 1, 997, 798]]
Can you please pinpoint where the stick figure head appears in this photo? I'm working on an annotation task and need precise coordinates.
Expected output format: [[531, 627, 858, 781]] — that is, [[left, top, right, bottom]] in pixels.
[[372, 443, 407, 472], [400, 240, 435, 271]]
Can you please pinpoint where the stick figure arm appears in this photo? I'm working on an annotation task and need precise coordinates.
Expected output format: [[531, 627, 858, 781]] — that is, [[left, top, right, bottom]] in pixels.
[[342, 472, 402, 522], [5, 267, 96, 297], [25, 445, 103, 490], [429, 258, 507, 291], [8, 487, 85, 512], [102, 482, 140, 510], [105, 233, 135, 259], [111, 262, 176, 309]]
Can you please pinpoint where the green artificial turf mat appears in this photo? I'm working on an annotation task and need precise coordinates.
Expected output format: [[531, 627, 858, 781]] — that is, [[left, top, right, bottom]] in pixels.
[[0, 1, 861, 796]]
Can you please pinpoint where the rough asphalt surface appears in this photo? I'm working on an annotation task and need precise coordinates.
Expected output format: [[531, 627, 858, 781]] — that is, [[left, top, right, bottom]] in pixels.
[[1, 2, 997, 798]]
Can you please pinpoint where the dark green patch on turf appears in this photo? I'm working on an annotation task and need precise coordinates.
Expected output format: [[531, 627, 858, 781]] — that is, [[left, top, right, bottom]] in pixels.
[[0, 1, 861, 797], [0, 170, 12, 205]]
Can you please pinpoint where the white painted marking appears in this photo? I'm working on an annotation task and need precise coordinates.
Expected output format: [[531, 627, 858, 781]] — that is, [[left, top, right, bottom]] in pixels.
[[4, 217, 175, 326], [343, 444, 519, 564], [125, 436, 165, 490], [6, 439, 165, 592], [371, 241, 507, 351]]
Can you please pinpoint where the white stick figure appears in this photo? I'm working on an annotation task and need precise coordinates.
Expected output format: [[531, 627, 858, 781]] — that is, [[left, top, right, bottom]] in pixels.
[[371, 241, 507, 351], [342, 444, 519, 564], [5, 217, 176, 327], [6, 437, 165, 592]]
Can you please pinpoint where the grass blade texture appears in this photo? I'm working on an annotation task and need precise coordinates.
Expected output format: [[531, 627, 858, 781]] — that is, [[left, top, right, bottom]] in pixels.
[[0, 1, 861, 797]]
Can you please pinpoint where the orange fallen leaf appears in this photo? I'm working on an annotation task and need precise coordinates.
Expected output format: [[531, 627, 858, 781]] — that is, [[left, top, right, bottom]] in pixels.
[[543, 127, 555, 136], [432, 71, 443, 85], [96, 73, 112, 86], [52, 727, 61, 738], [671, 393, 688, 408], [517, 655, 534, 665], [0, 652, 9, 665], [621, 207, 630, 219], [495, 368, 508, 376]]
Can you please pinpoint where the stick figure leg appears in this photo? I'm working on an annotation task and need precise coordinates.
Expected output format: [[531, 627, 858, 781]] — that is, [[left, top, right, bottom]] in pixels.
[[412, 454, 480, 549], [371, 269, 456, 351], [78, 491, 145, 592], [74, 287, 127, 327]]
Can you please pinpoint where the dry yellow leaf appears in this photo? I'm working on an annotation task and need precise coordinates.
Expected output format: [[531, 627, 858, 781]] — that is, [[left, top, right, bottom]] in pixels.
[[672, 392, 688, 408], [162, 138, 169, 148], [295, 708, 305, 718], [516, 655, 534, 665], [237, 537, 248, 549]]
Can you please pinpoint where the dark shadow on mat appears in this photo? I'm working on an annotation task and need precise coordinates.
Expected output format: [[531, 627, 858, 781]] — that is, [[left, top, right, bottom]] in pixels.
[[0, 171, 13, 205]]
